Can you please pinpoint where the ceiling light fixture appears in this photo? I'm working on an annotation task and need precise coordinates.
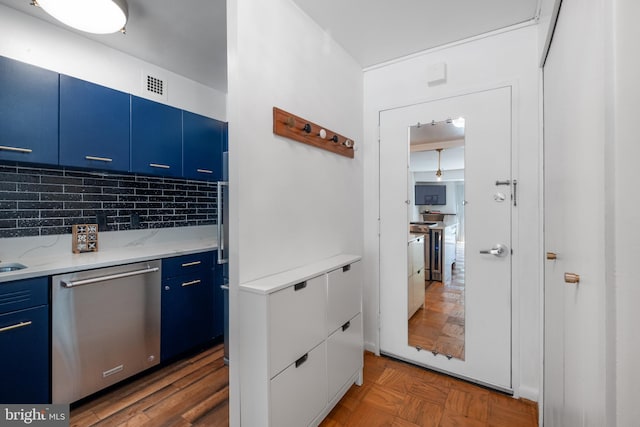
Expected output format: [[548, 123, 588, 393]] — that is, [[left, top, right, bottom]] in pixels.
[[435, 148, 443, 181], [452, 117, 465, 128], [32, 0, 128, 35]]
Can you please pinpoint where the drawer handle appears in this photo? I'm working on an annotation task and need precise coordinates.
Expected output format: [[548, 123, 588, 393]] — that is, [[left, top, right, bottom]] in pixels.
[[0, 145, 33, 154], [181, 261, 202, 267], [295, 353, 308, 368], [294, 282, 307, 291], [149, 163, 170, 169], [343, 265, 351, 273], [85, 155, 113, 162], [0, 321, 32, 333], [342, 321, 351, 332], [197, 169, 213, 174], [181, 279, 201, 287]]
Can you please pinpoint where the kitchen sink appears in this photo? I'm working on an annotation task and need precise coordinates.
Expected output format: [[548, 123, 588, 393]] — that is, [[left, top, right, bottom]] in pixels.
[[0, 263, 27, 273]]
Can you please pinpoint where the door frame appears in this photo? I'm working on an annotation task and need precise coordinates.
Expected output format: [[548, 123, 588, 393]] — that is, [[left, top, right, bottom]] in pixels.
[[375, 83, 522, 394]]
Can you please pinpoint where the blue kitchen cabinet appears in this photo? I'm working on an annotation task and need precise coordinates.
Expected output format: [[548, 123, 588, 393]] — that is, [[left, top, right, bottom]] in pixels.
[[0, 277, 50, 404], [0, 56, 58, 165], [59, 75, 130, 171], [182, 111, 225, 181], [161, 251, 222, 361], [131, 96, 182, 177]]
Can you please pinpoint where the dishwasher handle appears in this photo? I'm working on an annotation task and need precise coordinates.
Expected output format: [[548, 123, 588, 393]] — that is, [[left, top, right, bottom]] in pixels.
[[61, 266, 160, 288]]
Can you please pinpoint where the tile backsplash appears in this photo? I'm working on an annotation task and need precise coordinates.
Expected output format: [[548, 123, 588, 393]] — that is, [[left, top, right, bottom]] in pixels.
[[0, 164, 217, 238]]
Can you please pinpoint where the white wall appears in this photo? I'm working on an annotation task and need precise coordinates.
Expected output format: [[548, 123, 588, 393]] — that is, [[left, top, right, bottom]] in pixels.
[[363, 26, 541, 400], [226, 0, 363, 425], [0, 4, 226, 120], [614, 0, 640, 424]]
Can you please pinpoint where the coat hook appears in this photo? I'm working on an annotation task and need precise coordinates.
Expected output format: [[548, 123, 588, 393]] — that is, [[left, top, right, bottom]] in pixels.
[[302, 123, 312, 133], [343, 139, 354, 148], [318, 128, 327, 139], [330, 135, 339, 143], [285, 116, 296, 128]]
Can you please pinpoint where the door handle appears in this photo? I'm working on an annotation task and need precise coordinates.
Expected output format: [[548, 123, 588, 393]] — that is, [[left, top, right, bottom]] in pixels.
[[546, 252, 557, 260], [479, 244, 508, 257], [564, 273, 580, 284]]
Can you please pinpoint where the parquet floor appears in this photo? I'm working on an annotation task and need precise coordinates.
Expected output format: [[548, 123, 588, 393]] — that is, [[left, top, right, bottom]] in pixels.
[[409, 243, 465, 359], [70, 341, 537, 427], [321, 352, 538, 427]]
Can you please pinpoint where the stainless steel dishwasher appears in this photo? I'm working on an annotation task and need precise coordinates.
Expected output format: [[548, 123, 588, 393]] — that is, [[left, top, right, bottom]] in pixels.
[[52, 260, 161, 404]]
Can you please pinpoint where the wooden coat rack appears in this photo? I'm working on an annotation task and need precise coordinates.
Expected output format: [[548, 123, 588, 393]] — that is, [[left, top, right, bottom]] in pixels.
[[273, 107, 355, 159]]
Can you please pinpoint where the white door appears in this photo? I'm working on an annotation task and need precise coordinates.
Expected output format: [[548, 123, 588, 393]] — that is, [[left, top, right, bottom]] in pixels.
[[379, 87, 513, 390], [543, 0, 607, 424]]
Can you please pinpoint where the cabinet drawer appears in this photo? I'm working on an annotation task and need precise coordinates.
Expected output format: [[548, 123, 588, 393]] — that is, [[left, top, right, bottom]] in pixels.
[[269, 274, 326, 378], [162, 252, 214, 279], [270, 342, 327, 427], [327, 261, 361, 335], [327, 313, 362, 400], [0, 277, 48, 315], [0, 305, 50, 403]]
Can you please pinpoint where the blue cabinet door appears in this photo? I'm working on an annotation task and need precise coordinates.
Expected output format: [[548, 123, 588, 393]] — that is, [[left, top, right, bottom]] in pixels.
[[161, 272, 215, 361], [0, 56, 58, 165], [161, 252, 218, 361], [183, 111, 225, 181], [59, 75, 130, 171], [131, 96, 182, 177]]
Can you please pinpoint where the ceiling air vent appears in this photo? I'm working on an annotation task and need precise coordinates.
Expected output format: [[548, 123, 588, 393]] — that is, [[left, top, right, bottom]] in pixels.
[[142, 72, 168, 101]]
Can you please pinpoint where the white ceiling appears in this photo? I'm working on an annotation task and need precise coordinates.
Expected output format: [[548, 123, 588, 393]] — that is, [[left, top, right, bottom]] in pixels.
[[0, 0, 227, 93], [292, 0, 540, 68], [410, 146, 465, 173], [0, 0, 539, 93]]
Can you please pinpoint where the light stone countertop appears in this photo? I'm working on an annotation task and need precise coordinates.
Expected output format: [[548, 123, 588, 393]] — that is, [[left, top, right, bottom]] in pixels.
[[0, 225, 218, 283]]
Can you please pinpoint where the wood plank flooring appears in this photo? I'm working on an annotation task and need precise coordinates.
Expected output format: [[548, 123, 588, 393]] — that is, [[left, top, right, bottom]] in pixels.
[[409, 242, 465, 360], [71, 341, 537, 427]]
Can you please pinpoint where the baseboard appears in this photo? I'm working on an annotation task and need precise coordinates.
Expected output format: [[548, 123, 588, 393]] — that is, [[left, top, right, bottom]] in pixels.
[[364, 341, 378, 355]]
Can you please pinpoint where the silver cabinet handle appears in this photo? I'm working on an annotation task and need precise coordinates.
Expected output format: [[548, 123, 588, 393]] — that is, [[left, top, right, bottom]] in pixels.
[[0, 145, 32, 154], [61, 267, 159, 288], [0, 321, 32, 333], [220, 284, 229, 290], [181, 261, 202, 267], [85, 155, 113, 162], [480, 244, 508, 257], [181, 279, 201, 287], [197, 169, 213, 174], [149, 163, 170, 169]]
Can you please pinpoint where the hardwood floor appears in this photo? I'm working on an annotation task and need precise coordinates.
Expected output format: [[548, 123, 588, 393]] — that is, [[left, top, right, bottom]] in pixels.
[[70, 345, 229, 427], [71, 341, 537, 427], [409, 242, 465, 360]]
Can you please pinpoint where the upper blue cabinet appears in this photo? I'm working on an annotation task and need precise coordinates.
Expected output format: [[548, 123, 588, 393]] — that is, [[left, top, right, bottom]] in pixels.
[[183, 111, 225, 181], [131, 96, 183, 177], [0, 56, 58, 165], [59, 75, 131, 171]]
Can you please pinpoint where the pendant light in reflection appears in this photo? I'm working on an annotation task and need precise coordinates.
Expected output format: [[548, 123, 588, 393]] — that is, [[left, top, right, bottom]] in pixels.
[[435, 148, 443, 181]]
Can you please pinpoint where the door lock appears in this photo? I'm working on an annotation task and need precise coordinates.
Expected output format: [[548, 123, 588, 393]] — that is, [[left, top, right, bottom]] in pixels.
[[480, 244, 508, 257]]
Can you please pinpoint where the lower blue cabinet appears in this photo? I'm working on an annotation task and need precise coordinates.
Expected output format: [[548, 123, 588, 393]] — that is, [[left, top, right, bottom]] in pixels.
[[161, 251, 222, 361], [0, 277, 49, 404]]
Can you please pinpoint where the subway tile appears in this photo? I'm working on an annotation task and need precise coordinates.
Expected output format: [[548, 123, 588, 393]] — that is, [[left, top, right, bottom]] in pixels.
[[0, 165, 217, 237], [0, 228, 39, 238], [18, 183, 64, 193]]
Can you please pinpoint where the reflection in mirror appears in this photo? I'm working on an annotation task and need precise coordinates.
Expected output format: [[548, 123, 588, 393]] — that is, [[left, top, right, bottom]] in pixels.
[[407, 118, 465, 360]]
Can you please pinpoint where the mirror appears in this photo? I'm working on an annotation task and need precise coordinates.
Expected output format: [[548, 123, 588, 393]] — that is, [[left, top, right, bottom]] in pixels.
[[407, 118, 465, 360]]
